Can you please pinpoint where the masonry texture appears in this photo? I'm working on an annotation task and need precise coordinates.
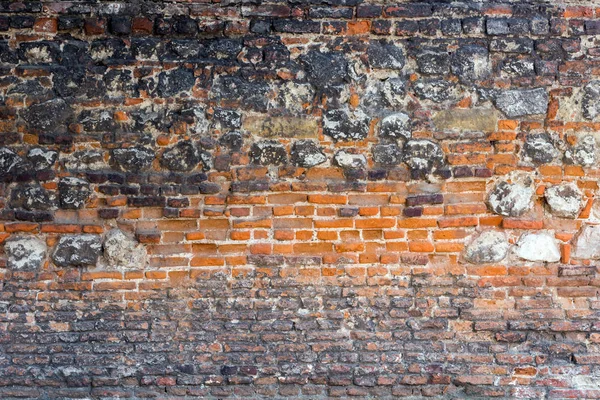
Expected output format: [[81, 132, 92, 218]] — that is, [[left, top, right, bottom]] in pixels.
[[3, 0, 600, 399]]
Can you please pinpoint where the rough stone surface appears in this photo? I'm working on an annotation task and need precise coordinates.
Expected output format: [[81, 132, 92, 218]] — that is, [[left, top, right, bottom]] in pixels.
[[10, 184, 54, 210], [545, 182, 584, 219], [565, 135, 597, 166], [4, 236, 47, 270], [451, 45, 491, 83], [103, 229, 147, 269], [333, 150, 367, 170], [323, 108, 370, 142], [487, 179, 534, 217], [515, 232, 561, 262], [300, 50, 348, 90], [21, 98, 72, 132], [249, 140, 287, 165], [27, 148, 58, 171], [413, 79, 456, 103], [160, 141, 201, 172], [156, 67, 195, 97], [522, 133, 559, 164], [111, 147, 155, 172], [573, 225, 600, 259], [0, 147, 27, 180], [242, 115, 318, 139], [379, 112, 411, 142], [402, 140, 445, 175], [464, 230, 510, 264], [367, 40, 405, 70], [432, 109, 499, 132], [63, 150, 106, 171], [52, 234, 102, 267], [58, 177, 91, 209], [495, 88, 549, 117], [582, 81, 600, 120], [290, 140, 327, 168], [372, 144, 402, 165]]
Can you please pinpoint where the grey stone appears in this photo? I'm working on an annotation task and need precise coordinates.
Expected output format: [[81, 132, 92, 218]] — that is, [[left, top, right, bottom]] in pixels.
[[464, 231, 510, 264], [487, 18, 509, 35], [487, 179, 534, 217], [5, 236, 47, 271], [402, 140, 445, 174], [300, 50, 349, 90], [0, 148, 27, 179], [156, 68, 195, 97], [219, 131, 244, 151], [367, 40, 405, 70], [160, 141, 201, 172], [522, 133, 559, 164], [413, 79, 456, 103], [495, 88, 548, 117], [333, 150, 367, 170], [451, 45, 491, 83], [545, 182, 584, 219], [291, 140, 327, 168], [515, 232, 560, 262], [52, 234, 102, 267], [583, 81, 600, 120], [103, 229, 147, 270], [379, 113, 411, 142], [501, 59, 535, 77], [249, 140, 287, 165], [323, 108, 370, 142], [21, 98, 72, 132], [10, 184, 53, 211], [573, 225, 600, 259], [416, 50, 449, 75], [27, 148, 58, 171], [63, 150, 106, 171], [372, 144, 402, 165], [111, 147, 155, 172], [58, 177, 91, 210], [531, 17, 549, 35], [565, 135, 596, 166]]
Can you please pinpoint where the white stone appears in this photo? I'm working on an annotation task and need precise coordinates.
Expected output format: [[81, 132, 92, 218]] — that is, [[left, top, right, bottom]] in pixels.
[[333, 150, 367, 169], [515, 232, 560, 262], [103, 229, 147, 269], [572, 225, 600, 259], [5, 237, 47, 270], [487, 179, 535, 217], [545, 182, 584, 219], [464, 230, 510, 264]]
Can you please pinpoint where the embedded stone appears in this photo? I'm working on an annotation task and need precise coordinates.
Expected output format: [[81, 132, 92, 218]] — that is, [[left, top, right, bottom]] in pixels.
[[379, 113, 411, 142], [213, 109, 242, 129], [402, 140, 445, 174], [242, 115, 318, 139], [432, 109, 499, 132], [219, 131, 244, 151], [464, 231, 510, 264], [501, 58, 535, 77], [160, 141, 201, 172], [372, 144, 403, 165], [103, 229, 147, 270], [367, 40, 405, 70], [413, 79, 456, 103], [27, 148, 58, 171], [323, 109, 370, 142], [573, 225, 600, 259], [52, 234, 102, 267], [487, 180, 534, 217], [416, 50, 449, 75], [300, 50, 349, 89], [21, 98, 72, 132], [451, 45, 491, 83], [111, 147, 155, 172], [5, 236, 47, 271], [565, 135, 596, 166], [249, 140, 287, 166], [334, 150, 367, 170], [495, 88, 548, 117], [290, 140, 327, 168], [515, 232, 560, 262], [58, 177, 91, 209], [10, 184, 53, 210], [582, 81, 600, 120], [0, 148, 27, 180], [362, 77, 407, 112], [522, 133, 559, 164], [545, 182, 584, 219], [156, 67, 195, 97], [63, 150, 106, 171]]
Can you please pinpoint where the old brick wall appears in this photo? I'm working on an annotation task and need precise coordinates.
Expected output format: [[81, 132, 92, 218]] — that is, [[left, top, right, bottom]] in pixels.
[[2, 0, 600, 398]]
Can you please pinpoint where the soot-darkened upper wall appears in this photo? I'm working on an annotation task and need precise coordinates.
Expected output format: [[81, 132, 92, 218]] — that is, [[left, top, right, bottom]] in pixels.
[[1, 1, 600, 399]]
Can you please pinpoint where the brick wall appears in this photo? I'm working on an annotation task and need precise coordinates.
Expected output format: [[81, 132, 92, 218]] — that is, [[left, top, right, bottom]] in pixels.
[[1, 0, 600, 398]]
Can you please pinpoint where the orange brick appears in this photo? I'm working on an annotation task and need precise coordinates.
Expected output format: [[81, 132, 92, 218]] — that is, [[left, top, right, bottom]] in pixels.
[[94, 282, 136, 291], [274, 230, 294, 241], [186, 232, 206, 240], [502, 219, 543, 230], [5, 223, 39, 233], [145, 271, 167, 279], [41, 224, 81, 233], [308, 194, 347, 204], [190, 257, 225, 266], [498, 120, 518, 130], [397, 219, 438, 229], [408, 241, 434, 253], [435, 243, 464, 253], [438, 217, 478, 228], [347, 20, 370, 35], [433, 230, 468, 240], [445, 203, 487, 215], [335, 243, 364, 252], [468, 265, 507, 276], [293, 243, 333, 254], [355, 218, 396, 229], [565, 165, 584, 176]]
